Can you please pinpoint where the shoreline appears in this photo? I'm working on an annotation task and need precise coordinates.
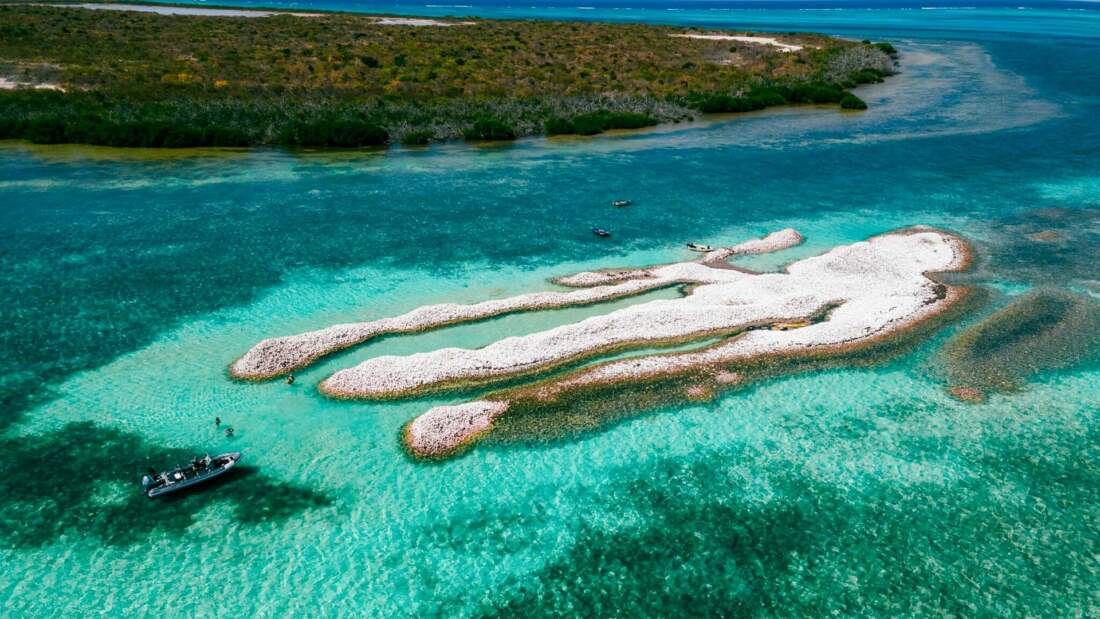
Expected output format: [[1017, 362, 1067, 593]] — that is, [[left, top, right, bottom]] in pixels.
[[0, 97, 876, 160], [465, 279, 984, 458]]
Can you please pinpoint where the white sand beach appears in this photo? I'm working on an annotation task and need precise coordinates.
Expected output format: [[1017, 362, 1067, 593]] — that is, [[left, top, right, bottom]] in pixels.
[[324, 229, 965, 400], [671, 33, 805, 53], [39, 4, 472, 24], [0, 77, 63, 91], [373, 17, 474, 26], [46, 3, 320, 17]]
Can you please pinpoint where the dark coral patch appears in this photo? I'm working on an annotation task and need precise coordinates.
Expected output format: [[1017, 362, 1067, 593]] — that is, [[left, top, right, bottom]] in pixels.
[[475, 455, 818, 617], [981, 206, 1100, 285], [0, 422, 331, 548], [939, 289, 1100, 399]]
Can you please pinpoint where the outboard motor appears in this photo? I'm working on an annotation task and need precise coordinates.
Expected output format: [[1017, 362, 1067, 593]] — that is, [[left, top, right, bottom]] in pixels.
[[141, 475, 155, 491]]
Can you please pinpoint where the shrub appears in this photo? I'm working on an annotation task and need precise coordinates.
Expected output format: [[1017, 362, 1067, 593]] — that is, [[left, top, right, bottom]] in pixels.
[[570, 113, 606, 135], [786, 82, 846, 104], [690, 83, 865, 115], [544, 111, 656, 136], [464, 117, 516, 141], [204, 126, 251, 147], [690, 87, 791, 114], [839, 93, 868, 110], [281, 118, 388, 147], [401, 130, 433, 145], [21, 115, 68, 143], [0, 116, 18, 139], [874, 42, 898, 56], [746, 87, 787, 108], [848, 68, 885, 85], [544, 117, 575, 135], [599, 111, 657, 130], [691, 93, 745, 114]]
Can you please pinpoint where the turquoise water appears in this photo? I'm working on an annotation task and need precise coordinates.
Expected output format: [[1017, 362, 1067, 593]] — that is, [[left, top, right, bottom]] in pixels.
[[2, 4, 1099, 616]]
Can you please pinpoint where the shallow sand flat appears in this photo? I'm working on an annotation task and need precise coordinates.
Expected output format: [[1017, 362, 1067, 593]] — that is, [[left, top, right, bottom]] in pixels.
[[671, 33, 805, 52]]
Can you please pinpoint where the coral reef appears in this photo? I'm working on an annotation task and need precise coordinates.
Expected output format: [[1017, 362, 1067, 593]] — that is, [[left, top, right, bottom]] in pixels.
[[940, 289, 1100, 401]]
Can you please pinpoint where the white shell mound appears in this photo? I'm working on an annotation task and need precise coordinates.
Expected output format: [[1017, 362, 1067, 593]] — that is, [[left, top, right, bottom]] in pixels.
[[229, 228, 804, 380], [232, 227, 969, 458]]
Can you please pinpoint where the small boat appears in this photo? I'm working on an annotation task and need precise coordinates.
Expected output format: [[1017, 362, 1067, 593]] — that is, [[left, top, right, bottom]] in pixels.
[[612, 199, 633, 208], [592, 227, 611, 237], [687, 243, 714, 252], [141, 452, 241, 498]]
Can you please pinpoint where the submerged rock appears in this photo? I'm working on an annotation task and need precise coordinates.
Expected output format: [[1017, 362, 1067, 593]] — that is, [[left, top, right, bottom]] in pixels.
[[1027, 230, 1062, 242]]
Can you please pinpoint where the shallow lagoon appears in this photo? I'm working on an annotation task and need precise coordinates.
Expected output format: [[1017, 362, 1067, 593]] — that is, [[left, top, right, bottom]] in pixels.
[[2, 4, 1099, 616]]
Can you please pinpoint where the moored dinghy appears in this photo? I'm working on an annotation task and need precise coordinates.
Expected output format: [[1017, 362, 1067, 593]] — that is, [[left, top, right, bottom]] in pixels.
[[592, 227, 611, 237], [686, 242, 714, 252], [141, 452, 242, 498]]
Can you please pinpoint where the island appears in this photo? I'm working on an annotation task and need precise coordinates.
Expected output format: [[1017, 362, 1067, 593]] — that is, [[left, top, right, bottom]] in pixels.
[[232, 227, 971, 459], [0, 3, 897, 148]]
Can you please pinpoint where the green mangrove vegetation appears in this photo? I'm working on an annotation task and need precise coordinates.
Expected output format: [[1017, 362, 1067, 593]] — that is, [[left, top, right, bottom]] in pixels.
[[0, 4, 895, 148], [545, 110, 658, 136]]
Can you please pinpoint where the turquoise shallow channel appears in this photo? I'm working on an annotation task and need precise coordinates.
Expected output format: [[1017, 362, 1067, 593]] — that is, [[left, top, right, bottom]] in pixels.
[[2, 3, 1099, 616]]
